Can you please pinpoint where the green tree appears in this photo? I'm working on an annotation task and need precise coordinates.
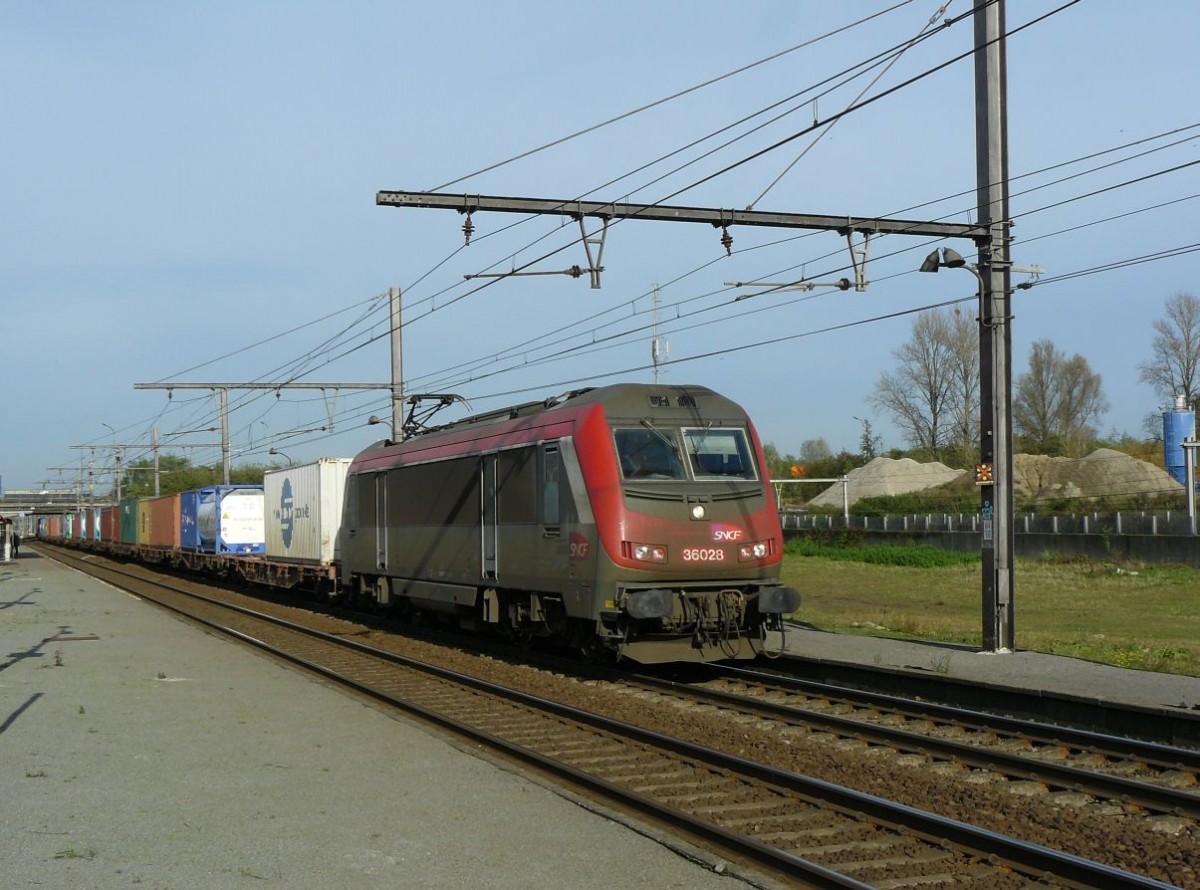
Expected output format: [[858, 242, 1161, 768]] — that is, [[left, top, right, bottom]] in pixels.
[[944, 308, 979, 454], [121, 456, 267, 497], [855, 416, 881, 460]]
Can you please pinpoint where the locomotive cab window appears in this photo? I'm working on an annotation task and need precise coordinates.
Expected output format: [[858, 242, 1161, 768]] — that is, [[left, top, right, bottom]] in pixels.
[[682, 427, 758, 481], [614, 428, 687, 480]]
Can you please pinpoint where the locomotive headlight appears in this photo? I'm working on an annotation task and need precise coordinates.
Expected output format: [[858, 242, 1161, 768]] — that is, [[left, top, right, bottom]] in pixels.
[[628, 542, 668, 563], [738, 540, 770, 561], [690, 504, 707, 520]]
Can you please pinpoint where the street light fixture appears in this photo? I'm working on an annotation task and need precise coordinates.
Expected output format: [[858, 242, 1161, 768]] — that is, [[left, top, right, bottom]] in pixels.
[[920, 248, 985, 321], [268, 448, 294, 467], [367, 415, 394, 442], [921, 248, 1043, 301]]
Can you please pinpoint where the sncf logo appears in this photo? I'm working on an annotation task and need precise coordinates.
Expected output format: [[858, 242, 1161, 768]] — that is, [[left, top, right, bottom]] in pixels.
[[569, 532, 591, 560], [711, 524, 744, 542]]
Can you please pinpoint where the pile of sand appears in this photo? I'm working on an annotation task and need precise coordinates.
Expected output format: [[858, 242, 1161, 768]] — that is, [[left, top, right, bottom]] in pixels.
[[807, 449, 1182, 508], [1012, 448, 1181, 504], [807, 457, 966, 508]]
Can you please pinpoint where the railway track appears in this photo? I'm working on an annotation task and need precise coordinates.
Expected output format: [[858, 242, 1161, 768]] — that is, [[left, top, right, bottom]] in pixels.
[[45, 544, 1182, 889], [619, 663, 1200, 822]]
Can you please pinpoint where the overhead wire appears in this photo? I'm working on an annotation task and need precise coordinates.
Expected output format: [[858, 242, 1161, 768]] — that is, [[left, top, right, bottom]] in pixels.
[[87, 1, 1190, 476], [252, 137, 1199, 432], [387, 0, 1079, 359], [428, 1, 918, 191], [154, 0, 997, 415], [402, 132, 1200, 394], [178, 113, 1199, 451], [397, 1, 982, 320], [747, 0, 955, 209], [117, 4, 932, 459]]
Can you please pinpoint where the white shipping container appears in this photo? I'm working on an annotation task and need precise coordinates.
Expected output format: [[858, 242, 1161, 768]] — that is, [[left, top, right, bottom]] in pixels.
[[263, 458, 352, 564]]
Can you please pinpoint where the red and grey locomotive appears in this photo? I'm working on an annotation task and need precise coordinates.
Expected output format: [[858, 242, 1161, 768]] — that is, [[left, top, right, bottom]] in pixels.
[[340, 383, 799, 663]]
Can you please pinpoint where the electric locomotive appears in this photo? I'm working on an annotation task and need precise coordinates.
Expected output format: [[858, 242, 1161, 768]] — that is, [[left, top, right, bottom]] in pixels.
[[341, 383, 799, 663]]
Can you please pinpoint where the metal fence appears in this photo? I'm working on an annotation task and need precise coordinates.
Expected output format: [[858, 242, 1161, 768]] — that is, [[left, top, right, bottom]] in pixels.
[[782, 510, 1199, 536]]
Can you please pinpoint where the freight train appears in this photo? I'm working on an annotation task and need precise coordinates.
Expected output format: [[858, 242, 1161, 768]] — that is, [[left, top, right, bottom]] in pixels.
[[39, 383, 799, 663]]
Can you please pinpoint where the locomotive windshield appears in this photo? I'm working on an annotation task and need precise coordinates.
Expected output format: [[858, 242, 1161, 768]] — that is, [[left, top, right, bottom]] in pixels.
[[682, 427, 758, 481], [614, 428, 688, 480], [614, 425, 757, 482]]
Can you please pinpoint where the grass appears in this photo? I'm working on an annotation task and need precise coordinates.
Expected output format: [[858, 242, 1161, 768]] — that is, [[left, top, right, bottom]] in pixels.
[[779, 540, 1200, 676]]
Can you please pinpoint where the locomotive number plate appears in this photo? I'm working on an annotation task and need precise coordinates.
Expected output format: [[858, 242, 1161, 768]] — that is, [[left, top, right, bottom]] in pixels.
[[681, 547, 725, 562]]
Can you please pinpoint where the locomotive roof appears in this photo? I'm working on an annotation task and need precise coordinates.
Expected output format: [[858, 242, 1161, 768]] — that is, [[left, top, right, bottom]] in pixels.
[[352, 383, 750, 467], [410, 383, 741, 438]]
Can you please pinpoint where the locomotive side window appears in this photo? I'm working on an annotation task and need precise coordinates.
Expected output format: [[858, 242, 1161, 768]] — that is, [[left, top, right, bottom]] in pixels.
[[682, 428, 758, 481], [614, 428, 687, 480], [539, 443, 561, 528]]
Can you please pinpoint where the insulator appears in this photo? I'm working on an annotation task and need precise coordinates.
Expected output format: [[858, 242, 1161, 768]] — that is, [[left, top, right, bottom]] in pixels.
[[720, 225, 733, 256], [462, 213, 474, 245]]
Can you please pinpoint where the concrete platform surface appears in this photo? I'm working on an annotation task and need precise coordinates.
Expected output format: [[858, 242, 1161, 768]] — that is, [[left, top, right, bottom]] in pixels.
[[1, 550, 755, 890], [779, 623, 1200, 714]]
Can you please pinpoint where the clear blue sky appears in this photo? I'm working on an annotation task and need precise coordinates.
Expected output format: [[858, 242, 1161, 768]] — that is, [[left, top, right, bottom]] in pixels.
[[4, 1, 1198, 494]]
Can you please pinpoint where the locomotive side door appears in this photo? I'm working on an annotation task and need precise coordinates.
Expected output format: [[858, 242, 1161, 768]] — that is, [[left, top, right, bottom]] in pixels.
[[481, 455, 498, 579], [374, 471, 387, 571]]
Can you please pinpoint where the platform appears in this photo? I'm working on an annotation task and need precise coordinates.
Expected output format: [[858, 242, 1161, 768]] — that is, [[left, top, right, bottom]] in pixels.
[[0, 550, 752, 890]]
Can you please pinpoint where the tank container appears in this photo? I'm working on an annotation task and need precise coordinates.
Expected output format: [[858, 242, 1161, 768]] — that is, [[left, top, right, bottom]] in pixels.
[[1163, 395, 1196, 486], [263, 458, 351, 564], [180, 485, 265, 554]]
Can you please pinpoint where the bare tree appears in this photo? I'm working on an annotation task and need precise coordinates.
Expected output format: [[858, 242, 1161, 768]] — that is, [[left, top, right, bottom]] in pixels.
[[944, 308, 980, 452], [1013, 340, 1059, 450], [870, 309, 964, 458], [799, 438, 832, 462], [1138, 292, 1200, 409], [1014, 339, 1108, 455]]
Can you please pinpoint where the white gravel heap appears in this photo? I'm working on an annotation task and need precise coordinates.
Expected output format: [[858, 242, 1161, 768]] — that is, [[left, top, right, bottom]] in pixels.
[[1013, 448, 1182, 504], [808, 457, 967, 508], [807, 448, 1182, 508]]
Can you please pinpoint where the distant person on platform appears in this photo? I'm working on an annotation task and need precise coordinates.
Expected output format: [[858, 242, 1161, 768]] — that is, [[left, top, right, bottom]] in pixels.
[[10, 533, 19, 558]]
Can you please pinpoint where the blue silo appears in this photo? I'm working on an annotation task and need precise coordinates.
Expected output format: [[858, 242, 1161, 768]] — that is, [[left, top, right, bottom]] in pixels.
[[1163, 395, 1196, 486]]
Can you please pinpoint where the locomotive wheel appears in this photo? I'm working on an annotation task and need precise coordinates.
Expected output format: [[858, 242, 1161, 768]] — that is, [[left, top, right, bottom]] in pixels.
[[499, 607, 533, 647], [350, 575, 381, 613], [577, 635, 616, 665]]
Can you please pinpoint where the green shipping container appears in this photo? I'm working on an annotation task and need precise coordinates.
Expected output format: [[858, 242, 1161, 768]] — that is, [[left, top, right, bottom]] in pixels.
[[119, 496, 140, 544]]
